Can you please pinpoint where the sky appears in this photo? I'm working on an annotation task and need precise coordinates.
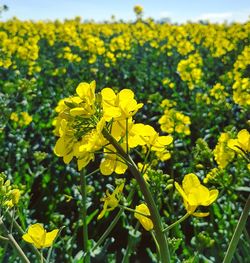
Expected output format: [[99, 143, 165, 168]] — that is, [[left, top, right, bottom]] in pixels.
[[1, 0, 250, 23]]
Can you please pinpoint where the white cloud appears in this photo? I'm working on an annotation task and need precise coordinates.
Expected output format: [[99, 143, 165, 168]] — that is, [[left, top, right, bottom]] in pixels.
[[197, 12, 233, 22], [159, 11, 172, 19], [194, 11, 250, 23]]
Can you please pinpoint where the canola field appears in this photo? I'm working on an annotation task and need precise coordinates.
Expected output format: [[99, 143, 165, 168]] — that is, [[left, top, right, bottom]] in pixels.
[[0, 13, 250, 263]]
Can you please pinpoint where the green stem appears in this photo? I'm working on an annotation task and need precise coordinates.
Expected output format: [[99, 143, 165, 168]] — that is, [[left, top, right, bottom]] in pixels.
[[121, 221, 140, 263], [91, 208, 124, 254], [80, 169, 90, 263], [163, 213, 190, 232], [151, 230, 160, 260], [91, 184, 136, 255], [102, 129, 171, 263], [223, 194, 250, 263], [40, 250, 43, 263], [0, 218, 30, 263], [119, 205, 151, 218], [0, 235, 8, 241]]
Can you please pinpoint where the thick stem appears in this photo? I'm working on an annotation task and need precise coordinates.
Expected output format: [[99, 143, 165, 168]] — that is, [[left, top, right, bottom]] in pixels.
[[80, 169, 90, 263], [0, 218, 30, 263], [102, 129, 171, 263], [223, 195, 250, 263]]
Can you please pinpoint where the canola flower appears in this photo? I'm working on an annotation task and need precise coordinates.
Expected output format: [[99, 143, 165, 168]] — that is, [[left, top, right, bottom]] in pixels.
[[22, 224, 59, 249], [0, 173, 21, 209], [175, 173, 219, 217], [53, 80, 172, 175], [97, 183, 124, 220], [213, 132, 235, 169], [10, 112, 32, 127], [159, 106, 191, 136], [134, 204, 153, 231], [228, 129, 250, 157], [133, 5, 143, 16]]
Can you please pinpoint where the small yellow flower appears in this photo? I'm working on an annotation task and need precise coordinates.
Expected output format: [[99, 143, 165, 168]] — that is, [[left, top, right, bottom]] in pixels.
[[134, 5, 143, 16], [175, 173, 219, 217], [134, 204, 153, 231], [10, 112, 19, 122], [11, 189, 21, 205], [22, 223, 59, 249], [97, 183, 124, 220], [228, 129, 250, 156]]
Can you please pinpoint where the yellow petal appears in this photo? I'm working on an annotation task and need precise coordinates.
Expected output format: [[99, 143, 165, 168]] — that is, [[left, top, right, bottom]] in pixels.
[[101, 88, 116, 101], [182, 173, 201, 195], [157, 135, 173, 146], [115, 160, 128, 174], [207, 189, 219, 205], [63, 151, 74, 164], [44, 229, 59, 248], [76, 82, 90, 99], [100, 158, 115, 175], [27, 224, 46, 248], [134, 204, 153, 231], [70, 108, 86, 116], [237, 129, 250, 152], [77, 154, 94, 171], [174, 181, 188, 201], [54, 137, 67, 156], [188, 185, 210, 206], [118, 89, 134, 101], [22, 233, 34, 244], [192, 212, 210, 217]]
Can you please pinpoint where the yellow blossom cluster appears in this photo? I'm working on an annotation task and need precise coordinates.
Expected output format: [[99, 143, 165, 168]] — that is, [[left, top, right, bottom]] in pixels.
[[213, 132, 234, 169], [232, 78, 250, 107], [214, 129, 250, 169], [0, 17, 249, 90], [177, 53, 203, 90], [10, 112, 32, 127], [159, 101, 191, 136], [133, 5, 143, 16], [53, 80, 173, 174], [0, 173, 21, 209]]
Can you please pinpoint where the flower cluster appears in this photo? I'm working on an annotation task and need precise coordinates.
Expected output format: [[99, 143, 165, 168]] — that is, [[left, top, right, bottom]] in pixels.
[[177, 53, 203, 90], [54, 80, 173, 174], [228, 129, 250, 169], [213, 132, 235, 169], [159, 102, 191, 136], [0, 173, 21, 209], [10, 112, 32, 127]]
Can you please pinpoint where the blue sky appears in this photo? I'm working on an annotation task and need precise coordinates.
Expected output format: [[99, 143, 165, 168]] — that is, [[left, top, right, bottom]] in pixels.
[[1, 0, 250, 23]]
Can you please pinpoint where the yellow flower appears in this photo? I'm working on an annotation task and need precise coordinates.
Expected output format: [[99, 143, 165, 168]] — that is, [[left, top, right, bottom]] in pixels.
[[134, 5, 143, 16], [214, 132, 234, 168], [97, 183, 124, 220], [11, 189, 21, 205], [20, 112, 33, 126], [22, 224, 59, 249], [174, 173, 219, 217], [101, 88, 143, 121], [134, 204, 153, 231], [100, 144, 128, 176], [227, 129, 250, 156], [128, 124, 173, 160], [10, 112, 19, 122]]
